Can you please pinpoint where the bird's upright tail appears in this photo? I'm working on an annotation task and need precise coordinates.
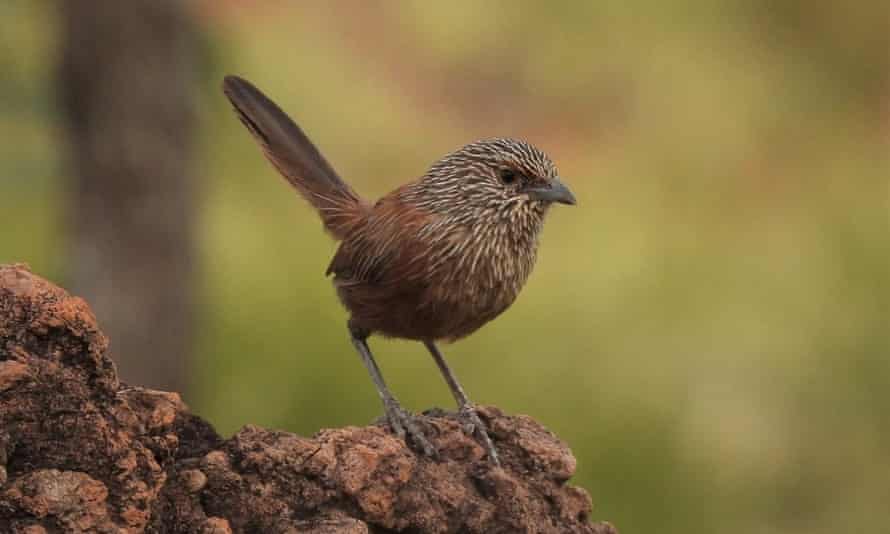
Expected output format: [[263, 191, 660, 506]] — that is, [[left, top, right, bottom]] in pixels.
[[222, 75, 367, 240]]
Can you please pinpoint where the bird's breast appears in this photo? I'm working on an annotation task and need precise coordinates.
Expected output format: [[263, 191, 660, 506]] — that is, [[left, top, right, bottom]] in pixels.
[[419, 217, 541, 334], [333, 201, 544, 341]]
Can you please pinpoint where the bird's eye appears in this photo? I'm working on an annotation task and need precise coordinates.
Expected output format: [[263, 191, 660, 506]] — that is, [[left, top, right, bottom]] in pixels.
[[499, 169, 518, 185]]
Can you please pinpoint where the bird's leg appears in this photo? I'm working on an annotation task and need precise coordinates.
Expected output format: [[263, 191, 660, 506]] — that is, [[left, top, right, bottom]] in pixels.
[[423, 340, 500, 466], [348, 323, 436, 457]]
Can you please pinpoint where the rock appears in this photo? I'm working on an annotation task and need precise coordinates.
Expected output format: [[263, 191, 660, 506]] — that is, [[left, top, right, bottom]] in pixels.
[[0, 264, 616, 533]]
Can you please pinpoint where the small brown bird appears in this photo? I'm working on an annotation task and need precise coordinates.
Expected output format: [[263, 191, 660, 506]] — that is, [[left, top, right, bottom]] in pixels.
[[223, 75, 575, 465]]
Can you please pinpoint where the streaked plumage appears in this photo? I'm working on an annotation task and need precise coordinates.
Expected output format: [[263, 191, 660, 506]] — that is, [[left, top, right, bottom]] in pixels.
[[328, 138, 559, 341], [223, 75, 575, 465]]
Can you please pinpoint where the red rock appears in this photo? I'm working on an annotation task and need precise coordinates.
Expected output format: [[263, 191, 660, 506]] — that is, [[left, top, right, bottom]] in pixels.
[[0, 264, 616, 533]]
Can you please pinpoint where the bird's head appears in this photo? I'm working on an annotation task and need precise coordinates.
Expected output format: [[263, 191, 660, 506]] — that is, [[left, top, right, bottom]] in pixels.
[[412, 138, 575, 222]]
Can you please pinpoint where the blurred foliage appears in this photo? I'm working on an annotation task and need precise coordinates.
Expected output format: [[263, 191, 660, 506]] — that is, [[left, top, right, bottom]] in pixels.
[[2, 1, 888, 532]]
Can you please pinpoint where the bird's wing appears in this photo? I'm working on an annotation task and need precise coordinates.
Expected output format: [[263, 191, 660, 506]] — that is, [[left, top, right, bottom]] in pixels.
[[326, 193, 438, 286]]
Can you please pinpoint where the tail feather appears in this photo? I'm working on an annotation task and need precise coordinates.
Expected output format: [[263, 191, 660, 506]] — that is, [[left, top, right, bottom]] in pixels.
[[222, 75, 367, 239]]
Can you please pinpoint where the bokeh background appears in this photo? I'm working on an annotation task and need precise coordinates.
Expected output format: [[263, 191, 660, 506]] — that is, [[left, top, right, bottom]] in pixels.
[[2, 1, 888, 532]]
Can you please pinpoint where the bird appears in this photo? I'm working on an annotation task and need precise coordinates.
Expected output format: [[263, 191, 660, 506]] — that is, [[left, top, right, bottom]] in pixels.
[[222, 75, 575, 466]]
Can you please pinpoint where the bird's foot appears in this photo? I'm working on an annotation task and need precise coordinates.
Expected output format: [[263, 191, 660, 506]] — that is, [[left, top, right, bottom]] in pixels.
[[457, 404, 500, 467], [382, 398, 437, 458]]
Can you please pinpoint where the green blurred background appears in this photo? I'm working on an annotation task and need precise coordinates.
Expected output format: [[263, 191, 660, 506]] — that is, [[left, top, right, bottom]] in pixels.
[[2, 1, 889, 532]]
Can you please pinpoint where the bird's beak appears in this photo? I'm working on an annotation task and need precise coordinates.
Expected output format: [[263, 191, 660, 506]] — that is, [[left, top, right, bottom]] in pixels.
[[525, 178, 576, 205]]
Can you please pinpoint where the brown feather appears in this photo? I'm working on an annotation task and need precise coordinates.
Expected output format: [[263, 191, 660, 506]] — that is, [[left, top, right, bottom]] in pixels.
[[222, 75, 369, 239], [224, 77, 566, 343]]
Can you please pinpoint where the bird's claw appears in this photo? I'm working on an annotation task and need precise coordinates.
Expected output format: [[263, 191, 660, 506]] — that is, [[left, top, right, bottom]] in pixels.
[[383, 399, 437, 458], [457, 404, 500, 467]]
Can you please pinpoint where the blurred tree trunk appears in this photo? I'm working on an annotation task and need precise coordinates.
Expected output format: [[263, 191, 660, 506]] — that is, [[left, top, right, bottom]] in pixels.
[[57, 0, 197, 395]]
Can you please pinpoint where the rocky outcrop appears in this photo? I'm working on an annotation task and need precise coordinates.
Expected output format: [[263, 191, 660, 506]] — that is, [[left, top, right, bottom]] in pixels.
[[0, 264, 616, 533]]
